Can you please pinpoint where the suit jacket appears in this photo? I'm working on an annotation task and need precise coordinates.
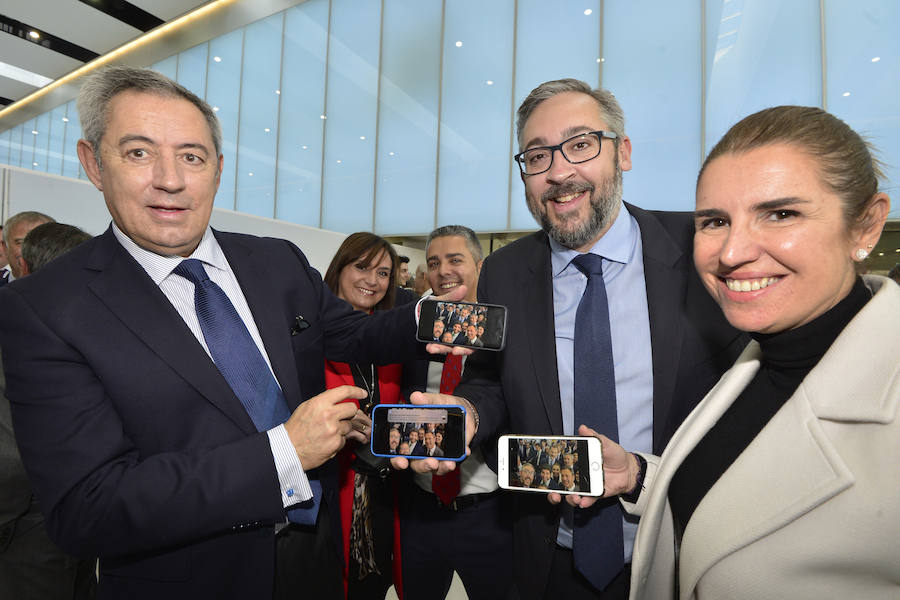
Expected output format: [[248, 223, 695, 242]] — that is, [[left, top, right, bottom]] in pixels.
[[0, 352, 31, 533], [455, 204, 747, 598], [0, 228, 420, 600], [626, 276, 900, 600]]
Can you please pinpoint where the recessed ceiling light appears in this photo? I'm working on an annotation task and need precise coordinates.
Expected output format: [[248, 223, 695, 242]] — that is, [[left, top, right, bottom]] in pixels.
[[842, 91, 851, 97], [213, 56, 222, 62], [320, 114, 326, 119], [302, 145, 308, 150], [264, 128, 270, 132], [455, 41, 462, 47], [486, 80, 494, 85], [275, 89, 281, 94], [389, 151, 395, 156], [336, 159, 342, 164], [248, 172, 254, 176], [31, 130, 38, 135], [0, 61, 52, 88], [212, 106, 220, 112], [33, 162, 38, 166], [872, 56, 881, 63], [28, 31, 40, 40], [584, 9, 592, 16], [62, 117, 69, 122], [360, 136, 366, 140]]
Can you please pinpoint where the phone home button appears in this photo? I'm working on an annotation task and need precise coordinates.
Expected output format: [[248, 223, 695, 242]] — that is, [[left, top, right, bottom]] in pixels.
[[591, 461, 601, 471]]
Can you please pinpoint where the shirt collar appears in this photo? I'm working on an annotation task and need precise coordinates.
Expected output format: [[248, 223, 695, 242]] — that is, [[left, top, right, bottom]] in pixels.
[[112, 223, 228, 285], [549, 201, 636, 277]]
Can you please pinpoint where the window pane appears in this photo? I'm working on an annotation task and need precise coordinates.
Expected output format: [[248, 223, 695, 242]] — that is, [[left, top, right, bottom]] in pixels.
[[9, 125, 24, 168], [31, 113, 50, 171], [21, 120, 37, 169], [438, 0, 514, 232], [275, 1, 329, 227], [234, 13, 284, 217], [47, 104, 68, 175], [603, 0, 702, 212], [321, 0, 381, 233], [62, 100, 83, 179], [207, 29, 244, 210], [0, 128, 10, 165], [373, 0, 442, 235], [825, 0, 900, 219], [704, 0, 821, 152], [177, 42, 209, 99], [511, 0, 602, 230]]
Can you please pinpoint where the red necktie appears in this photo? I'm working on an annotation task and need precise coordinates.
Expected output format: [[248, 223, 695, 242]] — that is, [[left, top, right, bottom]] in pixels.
[[432, 354, 463, 504]]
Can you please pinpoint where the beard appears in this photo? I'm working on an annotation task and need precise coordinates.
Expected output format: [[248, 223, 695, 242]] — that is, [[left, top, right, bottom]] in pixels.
[[526, 166, 623, 250]]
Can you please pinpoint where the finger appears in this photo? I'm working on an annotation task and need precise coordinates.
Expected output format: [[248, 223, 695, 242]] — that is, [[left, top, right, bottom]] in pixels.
[[345, 430, 367, 445], [565, 494, 582, 506], [390, 456, 409, 470], [577, 424, 602, 438], [434, 460, 458, 476], [409, 457, 440, 474], [547, 492, 562, 505], [322, 385, 368, 404], [409, 391, 459, 406]]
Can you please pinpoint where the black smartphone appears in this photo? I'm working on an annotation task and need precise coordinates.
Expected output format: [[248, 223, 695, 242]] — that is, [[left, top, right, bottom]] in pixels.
[[416, 299, 507, 351], [370, 405, 467, 461]]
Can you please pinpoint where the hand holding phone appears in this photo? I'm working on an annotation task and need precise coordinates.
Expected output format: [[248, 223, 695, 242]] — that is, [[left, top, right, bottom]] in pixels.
[[388, 391, 477, 475], [417, 299, 508, 351], [497, 433, 604, 497], [371, 404, 467, 461]]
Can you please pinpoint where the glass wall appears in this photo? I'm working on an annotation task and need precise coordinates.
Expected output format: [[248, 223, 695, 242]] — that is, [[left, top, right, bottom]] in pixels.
[[3, 0, 898, 231]]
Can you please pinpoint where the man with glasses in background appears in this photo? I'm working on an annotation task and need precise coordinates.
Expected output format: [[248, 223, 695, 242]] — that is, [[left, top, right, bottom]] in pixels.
[[408, 79, 746, 599]]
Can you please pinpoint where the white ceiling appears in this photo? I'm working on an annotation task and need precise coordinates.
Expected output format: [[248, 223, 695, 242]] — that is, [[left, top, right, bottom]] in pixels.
[[1, 1, 211, 106]]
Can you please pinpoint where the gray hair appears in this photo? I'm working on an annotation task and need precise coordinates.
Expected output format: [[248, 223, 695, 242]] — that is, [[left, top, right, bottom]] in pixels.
[[22, 222, 92, 273], [426, 225, 483, 263], [516, 78, 626, 150], [77, 66, 223, 166], [3, 211, 55, 246]]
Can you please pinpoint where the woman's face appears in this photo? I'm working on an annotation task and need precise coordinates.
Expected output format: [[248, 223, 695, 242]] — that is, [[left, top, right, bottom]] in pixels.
[[338, 249, 392, 313], [694, 144, 864, 334]]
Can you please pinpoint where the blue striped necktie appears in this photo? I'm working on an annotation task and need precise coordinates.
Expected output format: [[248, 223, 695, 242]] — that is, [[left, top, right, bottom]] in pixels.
[[571, 252, 623, 591], [174, 258, 320, 525]]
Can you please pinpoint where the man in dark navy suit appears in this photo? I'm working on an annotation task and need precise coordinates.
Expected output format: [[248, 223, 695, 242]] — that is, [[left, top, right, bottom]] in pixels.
[[0, 66, 463, 600]]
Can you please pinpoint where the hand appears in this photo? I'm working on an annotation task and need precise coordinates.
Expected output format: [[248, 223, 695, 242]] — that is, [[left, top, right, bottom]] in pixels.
[[389, 391, 474, 475], [284, 385, 366, 470], [346, 409, 372, 445], [548, 425, 640, 509]]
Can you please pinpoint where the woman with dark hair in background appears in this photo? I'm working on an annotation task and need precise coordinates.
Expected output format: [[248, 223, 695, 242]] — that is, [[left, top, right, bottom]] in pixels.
[[568, 106, 897, 599], [323, 232, 405, 599]]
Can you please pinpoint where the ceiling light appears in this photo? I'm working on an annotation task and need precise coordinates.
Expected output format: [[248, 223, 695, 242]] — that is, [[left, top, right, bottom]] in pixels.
[[33, 162, 38, 166], [872, 56, 881, 62], [248, 172, 254, 176], [336, 159, 342, 164], [32, 130, 38, 135], [584, 9, 592, 16], [320, 114, 326, 119], [455, 41, 462, 47], [62, 117, 69, 122], [212, 106, 219, 112], [486, 80, 493, 85], [0, 60, 53, 88], [213, 56, 222, 62], [264, 128, 270, 132], [842, 91, 851, 97], [360, 136, 365, 140], [275, 89, 281, 94], [389, 152, 395, 156], [302, 145, 308, 150], [28, 31, 40, 40]]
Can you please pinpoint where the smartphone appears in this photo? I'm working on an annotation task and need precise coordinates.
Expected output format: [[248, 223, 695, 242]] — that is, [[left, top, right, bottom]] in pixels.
[[416, 299, 508, 351], [370, 405, 467, 461], [496, 435, 603, 496]]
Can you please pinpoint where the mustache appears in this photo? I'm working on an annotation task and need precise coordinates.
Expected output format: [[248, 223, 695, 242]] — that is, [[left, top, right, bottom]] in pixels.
[[541, 182, 594, 203]]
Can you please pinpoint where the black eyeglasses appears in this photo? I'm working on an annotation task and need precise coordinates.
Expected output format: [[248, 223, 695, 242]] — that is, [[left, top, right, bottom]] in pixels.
[[514, 130, 618, 176]]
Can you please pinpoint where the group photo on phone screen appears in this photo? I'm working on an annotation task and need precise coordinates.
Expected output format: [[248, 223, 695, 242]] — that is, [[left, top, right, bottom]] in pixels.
[[506, 438, 592, 493], [417, 300, 506, 350], [371, 406, 466, 460]]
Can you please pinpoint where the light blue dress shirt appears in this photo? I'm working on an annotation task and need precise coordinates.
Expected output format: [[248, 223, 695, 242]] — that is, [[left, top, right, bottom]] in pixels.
[[551, 203, 654, 562]]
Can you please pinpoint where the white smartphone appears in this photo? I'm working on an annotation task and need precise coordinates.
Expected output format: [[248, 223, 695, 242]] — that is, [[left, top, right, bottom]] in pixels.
[[497, 435, 603, 496]]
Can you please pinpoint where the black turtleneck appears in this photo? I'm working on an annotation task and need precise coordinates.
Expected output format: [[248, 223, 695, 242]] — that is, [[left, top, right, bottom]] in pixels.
[[668, 278, 872, 537]]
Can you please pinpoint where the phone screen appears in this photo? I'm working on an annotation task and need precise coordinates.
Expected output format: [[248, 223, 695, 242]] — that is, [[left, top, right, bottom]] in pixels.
[[416, 300, 507, 351], [501, 436, 597, 494], [371, 405, 466, 461]]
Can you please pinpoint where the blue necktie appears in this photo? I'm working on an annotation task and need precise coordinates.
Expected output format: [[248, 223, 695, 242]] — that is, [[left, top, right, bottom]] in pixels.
[[571, 253, 623, 591], [174, 259, 320, 525]]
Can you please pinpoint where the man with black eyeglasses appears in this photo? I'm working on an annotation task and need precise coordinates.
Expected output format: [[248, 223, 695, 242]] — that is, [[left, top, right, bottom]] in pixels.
[[404, 79, 748, 599]]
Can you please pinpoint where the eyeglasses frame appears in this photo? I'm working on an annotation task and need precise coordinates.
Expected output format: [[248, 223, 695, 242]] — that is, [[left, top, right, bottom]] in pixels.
[[513, 130, 618, 176]]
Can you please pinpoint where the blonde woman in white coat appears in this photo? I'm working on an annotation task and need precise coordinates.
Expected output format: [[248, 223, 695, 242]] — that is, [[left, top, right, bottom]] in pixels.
[[554, 106, 898, 600]]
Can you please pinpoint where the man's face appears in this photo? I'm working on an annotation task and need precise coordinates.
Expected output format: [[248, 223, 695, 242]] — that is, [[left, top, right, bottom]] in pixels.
[[520, 92, 632, 252], [561, 468, 574, 489], [424, 431, 435, 449], [389, 429, 400, 450], [409, 430, 418, 443], [400, 442, 410, 455], [520, 466, 535, 487], [6, 219, 47, 278], [563, 454, 574, 468], [551, 464, 560, 479], [78, 90, 223, 257], [426, 235, 482, 302], [466, 325, 478, 340], [398, 262, 409, 285], [549, 446, 559, 460], [432, 319, 445, 339], [452, 322, 462, 335], [540, 468, 551, 483]]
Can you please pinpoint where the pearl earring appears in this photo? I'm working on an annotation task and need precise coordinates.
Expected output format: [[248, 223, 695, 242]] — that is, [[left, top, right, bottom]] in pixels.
[[855, 248, 869, 261]]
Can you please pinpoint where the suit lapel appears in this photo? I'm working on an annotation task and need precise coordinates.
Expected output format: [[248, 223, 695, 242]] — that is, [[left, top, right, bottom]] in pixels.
[[628, 204, 688, 452], [216, 232, 304, 411], [522, 233, 564, 434], [86, 230, 256, 433]]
